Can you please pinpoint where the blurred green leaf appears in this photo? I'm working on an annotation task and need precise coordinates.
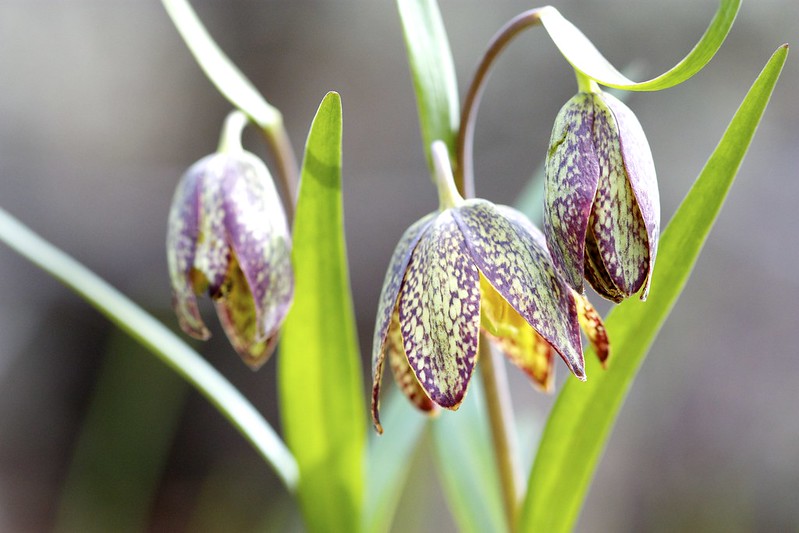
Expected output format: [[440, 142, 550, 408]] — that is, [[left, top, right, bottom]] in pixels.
[[540, 0, 740, 91], [364, 387, 428, 533], [431, 381, 508, 533], [397, 0, 460, 170], [161, 0, 281, 130], [519, 45, 788, 532], [55, 331, 187, 533], [0, 208, 298, 490], [278, 92, 365, 533]]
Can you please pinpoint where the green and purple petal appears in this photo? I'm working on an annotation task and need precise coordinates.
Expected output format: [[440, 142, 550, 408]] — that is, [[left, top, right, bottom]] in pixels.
[[398, 210, 481, 409], [588, 94, 651, 299], [221, 151, 294, 346], [602, 92, 659, 299], [214, 252, 278, 369], [371, 214, 435, 429], [454, 200, 585, 379], [544, 93, 601, 293], [166, 156, 215, 339]]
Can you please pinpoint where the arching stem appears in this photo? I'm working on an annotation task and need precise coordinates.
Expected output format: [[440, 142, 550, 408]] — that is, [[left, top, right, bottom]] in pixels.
[[456, 8, 548, 198]]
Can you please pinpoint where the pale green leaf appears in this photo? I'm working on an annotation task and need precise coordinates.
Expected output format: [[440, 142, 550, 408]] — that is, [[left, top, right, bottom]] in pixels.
[[519, 45, 788, 532], [278, 92, 365, 533], [397, 0, 460, 170], [540, 0, 740, 91], [364, 386, 428, 533], [161, 0, 281, 130], [0, 208, 298, 490], [431, 380, 508, 533]]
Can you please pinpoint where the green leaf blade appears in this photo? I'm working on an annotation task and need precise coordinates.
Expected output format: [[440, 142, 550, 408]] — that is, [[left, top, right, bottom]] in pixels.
[[541, 0, 740, 91], [431, 381, 508, 533], [520, 45, 788, 533], [397, 0, 460, 169], [278, 92, 366, 533]]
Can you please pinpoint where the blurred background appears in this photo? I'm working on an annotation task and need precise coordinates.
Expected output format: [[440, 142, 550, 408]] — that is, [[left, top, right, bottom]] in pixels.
[[0, 0, 797, 531]]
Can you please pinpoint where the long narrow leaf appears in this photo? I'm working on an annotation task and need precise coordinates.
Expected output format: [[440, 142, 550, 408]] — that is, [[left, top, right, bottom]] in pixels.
[[278, 92, 365, 533], [364, 387, 428, 533], [520, 45, 788, 532], [540, 0, 740, 91], [0, 208, 299, 490], [161, 0, 281, 130], [431, 381, 508, 533], [397, 0, 460, 170]]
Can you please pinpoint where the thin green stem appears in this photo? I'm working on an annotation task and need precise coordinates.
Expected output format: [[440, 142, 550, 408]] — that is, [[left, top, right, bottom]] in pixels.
[[0, 207, 299, 491], [575, 69, 600, 94], [218, 110, 248, 154], [456, 8, 547, 198], [161, 0, 299, 221], [479, 335, 522, 531], [432, 140, 464, 210], [261, 123, 299, 222]]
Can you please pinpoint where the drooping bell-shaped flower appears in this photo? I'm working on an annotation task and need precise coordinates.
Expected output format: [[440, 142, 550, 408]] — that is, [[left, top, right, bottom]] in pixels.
[[166, 112, 293, 369], [544, 85, 659, 302], [371, 142, 609, 433]]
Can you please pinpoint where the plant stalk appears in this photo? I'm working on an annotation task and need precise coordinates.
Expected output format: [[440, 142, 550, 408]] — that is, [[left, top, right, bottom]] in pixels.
[[479, 335, 522, 531], [456, 8, 547, 197], [262, 121, 299, 223]]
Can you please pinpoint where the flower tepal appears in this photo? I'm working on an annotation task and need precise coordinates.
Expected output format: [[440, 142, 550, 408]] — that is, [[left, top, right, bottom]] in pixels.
[[544, 89, 659, 302], [371, 143, 608, 433], [166, 151, 293, 369]]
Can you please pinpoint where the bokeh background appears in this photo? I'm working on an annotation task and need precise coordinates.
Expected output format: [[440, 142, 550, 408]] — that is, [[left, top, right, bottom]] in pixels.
[[1, 0, 797, 531]]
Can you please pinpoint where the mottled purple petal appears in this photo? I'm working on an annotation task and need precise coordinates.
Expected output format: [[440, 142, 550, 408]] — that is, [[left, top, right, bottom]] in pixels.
[[398, 210, 481, 409], [222, 151, 294, 343], [214, 252, 278, 369], [544, 93, 601, 292], [454, 200, 585, 379], [371, 214, 435, 430], [589, 95, 651, 298], [602, 92, 660, 299], [166, 156, 209, 339]]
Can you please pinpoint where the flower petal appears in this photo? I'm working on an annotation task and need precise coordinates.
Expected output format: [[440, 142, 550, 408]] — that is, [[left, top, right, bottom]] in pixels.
[[192, 155, 232, 296], [544, 93, 601, 292], [390, 308, 438, 410], [589, 95, 651, 297], [166, 157, 210, 339], [453, 200, 585, 379], [573, 291, 610, 366], [398, 210, 481, 409], [480, 274, 555, 392], [214, 251, 277, 369], [371, 214, 435, 429], [222, 151, 294, 342], [602, 92, 660, 299]]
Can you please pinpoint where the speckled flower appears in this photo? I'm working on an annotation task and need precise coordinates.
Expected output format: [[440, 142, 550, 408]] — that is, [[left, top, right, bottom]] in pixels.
[[166, 148, 293, 369], [370, 143, 608, 433], [544, 88, 659, 302]]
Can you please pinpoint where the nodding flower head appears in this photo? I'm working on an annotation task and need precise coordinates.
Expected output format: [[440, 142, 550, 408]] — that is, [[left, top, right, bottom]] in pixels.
[[370, 142, 608, 433], [544, 89, 659, 302], [166, 149, 293, 369]]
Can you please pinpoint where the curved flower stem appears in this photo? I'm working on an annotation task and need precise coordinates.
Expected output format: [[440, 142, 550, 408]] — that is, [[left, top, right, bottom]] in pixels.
[[479, 335, 522, 531], [261, 123, 299, 222], [456, 8, 547, 197], [161, 0, 299, 222], [0, 208, 299, 491]]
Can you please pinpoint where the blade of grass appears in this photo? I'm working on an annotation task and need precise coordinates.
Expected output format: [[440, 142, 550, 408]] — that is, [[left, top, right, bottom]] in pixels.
[[55, 331, 188, 533], [519, 45, 788, 533], [364, 387, 428, 533], [397, 0, 460, 172], [0, 208, 299, 490], [278, 92, 365, 533], [540, 0, 740, 91], [431, 379, 508, 533]]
